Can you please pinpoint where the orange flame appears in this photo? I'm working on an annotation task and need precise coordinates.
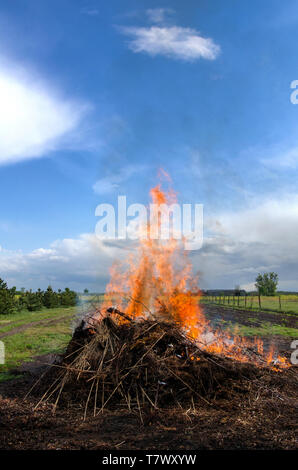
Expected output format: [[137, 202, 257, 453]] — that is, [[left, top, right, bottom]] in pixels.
[[102, 178, 289, 370]]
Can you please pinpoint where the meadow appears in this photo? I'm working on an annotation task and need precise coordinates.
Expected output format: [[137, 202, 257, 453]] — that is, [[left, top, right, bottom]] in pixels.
[[0, 306, 76, 381]]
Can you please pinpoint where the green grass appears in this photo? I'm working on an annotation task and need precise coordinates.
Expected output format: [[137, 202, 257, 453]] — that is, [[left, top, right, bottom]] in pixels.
[[220, 320, 298, 338], [0, 306, 75, 380], [0, 306, 76, 335]]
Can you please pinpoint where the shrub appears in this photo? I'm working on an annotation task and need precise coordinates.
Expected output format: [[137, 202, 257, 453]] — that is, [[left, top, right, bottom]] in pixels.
[[43, 286, 60, 309], [23, 290, 43, 311], [61, 287, 78, 307], [0, 278, 17, 315]]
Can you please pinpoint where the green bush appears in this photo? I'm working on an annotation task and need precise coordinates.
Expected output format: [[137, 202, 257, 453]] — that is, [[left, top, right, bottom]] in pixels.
[[43, 286, 77, 308], [23, 290, 43, 311], [43, 286, 60, 309], [0, 278, 78, 314], [60, 287, 78, 307], [0, 278, 17, 315]]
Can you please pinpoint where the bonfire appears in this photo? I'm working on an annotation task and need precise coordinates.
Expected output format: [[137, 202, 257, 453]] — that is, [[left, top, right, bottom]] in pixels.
[[33, 176, 292, 418]]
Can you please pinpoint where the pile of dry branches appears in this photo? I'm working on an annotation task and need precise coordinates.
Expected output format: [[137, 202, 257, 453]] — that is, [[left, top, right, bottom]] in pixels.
[[33, 308, 265, 420]]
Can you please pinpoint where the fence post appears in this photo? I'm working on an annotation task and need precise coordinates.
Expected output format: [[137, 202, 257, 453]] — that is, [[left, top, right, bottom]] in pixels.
[[237, 295, 240, 307], [279, 296, 282, 311], [258, 294, 261, 309]]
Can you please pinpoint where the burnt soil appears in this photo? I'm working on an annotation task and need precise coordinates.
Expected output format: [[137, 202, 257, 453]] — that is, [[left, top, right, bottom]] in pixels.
[[0, 306, 297, 450]]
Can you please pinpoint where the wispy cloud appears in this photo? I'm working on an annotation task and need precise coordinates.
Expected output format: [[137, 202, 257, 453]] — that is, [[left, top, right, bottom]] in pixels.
[[0, 59, 89, 165], [261, 145, 298, 169], [146, 8, 174, 24], [120, 25, 220, 61], [93, 165, 146, 195], [81, 7, 99, 17]]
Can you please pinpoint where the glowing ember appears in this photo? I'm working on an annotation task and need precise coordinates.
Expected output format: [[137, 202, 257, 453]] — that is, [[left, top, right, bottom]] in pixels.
[[102, 175, 289, 370]]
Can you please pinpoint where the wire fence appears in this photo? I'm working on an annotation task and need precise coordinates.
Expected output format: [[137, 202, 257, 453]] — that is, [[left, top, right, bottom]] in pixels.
[[202, 294, 298, 314]]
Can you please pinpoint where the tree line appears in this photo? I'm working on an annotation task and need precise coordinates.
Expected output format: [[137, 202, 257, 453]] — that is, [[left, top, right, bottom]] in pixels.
[[202, 272, 280, 298], [0, 278, 78, 315]]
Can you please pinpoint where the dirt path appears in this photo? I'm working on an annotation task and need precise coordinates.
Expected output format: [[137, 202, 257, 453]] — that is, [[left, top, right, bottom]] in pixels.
[[0, 315, 71, 339]]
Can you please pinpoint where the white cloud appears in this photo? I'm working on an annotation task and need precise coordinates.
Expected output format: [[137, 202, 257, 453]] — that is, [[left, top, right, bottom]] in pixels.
[[120, 26, 220, 61], [146, 8, 174, 24], [0, 61, 88, 165]]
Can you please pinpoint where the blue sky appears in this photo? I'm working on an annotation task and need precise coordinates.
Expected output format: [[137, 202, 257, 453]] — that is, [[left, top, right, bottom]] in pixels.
[[1, 0, 298, 291]]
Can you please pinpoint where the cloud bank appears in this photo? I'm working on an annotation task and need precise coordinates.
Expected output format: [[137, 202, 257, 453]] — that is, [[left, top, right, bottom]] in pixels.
[[0, 234, 131, 291], [1, 195, 298, 291]]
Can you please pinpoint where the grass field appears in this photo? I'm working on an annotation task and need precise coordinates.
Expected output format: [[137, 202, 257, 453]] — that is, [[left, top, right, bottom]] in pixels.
[[200, 294, 298, 314], [215, 318, 298, 338], [0, 306, 76, 382]]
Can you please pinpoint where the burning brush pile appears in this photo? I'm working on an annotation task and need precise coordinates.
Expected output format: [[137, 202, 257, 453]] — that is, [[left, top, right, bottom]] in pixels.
[[34, 178, 292, 417], [35, 306, 291, 419], [36, 308, 266, 417]]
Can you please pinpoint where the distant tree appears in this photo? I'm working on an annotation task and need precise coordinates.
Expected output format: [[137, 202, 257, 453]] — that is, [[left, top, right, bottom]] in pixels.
[[36, 288, 44, 304], [43, 286, 59, 308], [84, 288, 89, 294], [234, 285, 241, 296], [61, 288, 78, 307], [23, 291, 43, 311], [0, 278, 16, 315], [255, 272, 278, 296]]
